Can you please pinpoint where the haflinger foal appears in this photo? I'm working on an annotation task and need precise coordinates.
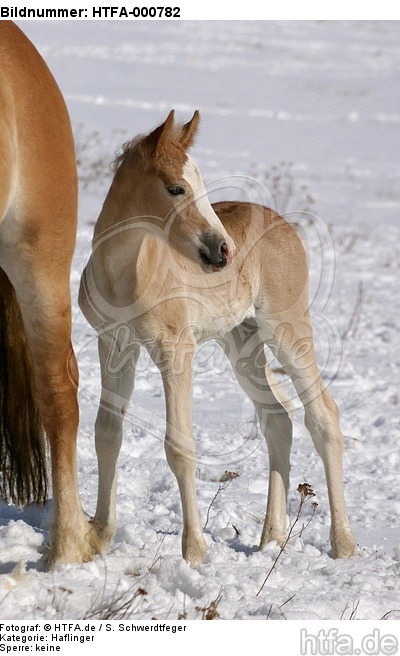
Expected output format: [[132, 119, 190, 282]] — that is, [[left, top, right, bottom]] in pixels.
[[79, 110, 356, 566]]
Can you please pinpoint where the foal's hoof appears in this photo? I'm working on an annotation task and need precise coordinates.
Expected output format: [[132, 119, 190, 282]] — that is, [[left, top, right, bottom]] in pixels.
[[182, 533, 208, 566], [259, 526, 286, 551], [90, 517, 114, 556], [331, 528, 357, 559]]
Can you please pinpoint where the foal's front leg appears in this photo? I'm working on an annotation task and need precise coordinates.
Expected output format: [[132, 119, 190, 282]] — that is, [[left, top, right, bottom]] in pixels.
[[155, 333, 207, 566], [93, 333, 138, 552]]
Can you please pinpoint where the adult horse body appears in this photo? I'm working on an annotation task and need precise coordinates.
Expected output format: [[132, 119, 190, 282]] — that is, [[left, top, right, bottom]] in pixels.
[[0, 22, 98, 567], [80, 110, 356, 565]]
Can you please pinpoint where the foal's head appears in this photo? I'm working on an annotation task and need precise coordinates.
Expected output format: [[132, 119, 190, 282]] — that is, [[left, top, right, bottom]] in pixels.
[[114, 110, 235, 272]]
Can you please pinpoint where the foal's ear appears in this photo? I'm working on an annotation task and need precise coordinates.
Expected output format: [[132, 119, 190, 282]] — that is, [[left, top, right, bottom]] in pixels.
[[145, 110, 176, 153], [179, 110, 200, 150]]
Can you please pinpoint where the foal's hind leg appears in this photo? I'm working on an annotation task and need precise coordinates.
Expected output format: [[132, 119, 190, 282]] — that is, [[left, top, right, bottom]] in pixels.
[[259, 314, 356, 558], [220, 321, 293, 549]]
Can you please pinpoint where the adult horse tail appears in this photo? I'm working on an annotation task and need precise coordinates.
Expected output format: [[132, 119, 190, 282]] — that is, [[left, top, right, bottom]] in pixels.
[[0, 266, 48, 506]]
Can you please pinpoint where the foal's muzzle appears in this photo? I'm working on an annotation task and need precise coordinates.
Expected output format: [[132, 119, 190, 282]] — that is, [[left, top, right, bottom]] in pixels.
[[198, 231, 234, 272]]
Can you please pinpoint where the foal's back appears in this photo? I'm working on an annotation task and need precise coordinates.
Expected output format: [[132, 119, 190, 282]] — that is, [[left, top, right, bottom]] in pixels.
[[212, 200, 310, 316]]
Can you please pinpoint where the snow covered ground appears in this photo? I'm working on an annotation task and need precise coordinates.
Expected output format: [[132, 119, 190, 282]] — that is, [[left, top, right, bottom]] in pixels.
[[0, 19, 399, 621]]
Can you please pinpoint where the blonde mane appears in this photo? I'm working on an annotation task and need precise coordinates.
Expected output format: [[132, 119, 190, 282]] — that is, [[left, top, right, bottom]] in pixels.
[[112, 119, 195, 173], [111, 135, 144, 172]]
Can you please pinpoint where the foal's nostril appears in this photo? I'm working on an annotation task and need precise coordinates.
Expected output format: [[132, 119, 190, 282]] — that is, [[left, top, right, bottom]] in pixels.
[[198, 232, 233, 271], [217, 242, 228, 267], [220, 242, 228, 257]]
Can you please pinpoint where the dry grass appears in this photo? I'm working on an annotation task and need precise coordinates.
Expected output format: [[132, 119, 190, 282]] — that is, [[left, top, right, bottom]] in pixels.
[[203, 470, 240, 531]]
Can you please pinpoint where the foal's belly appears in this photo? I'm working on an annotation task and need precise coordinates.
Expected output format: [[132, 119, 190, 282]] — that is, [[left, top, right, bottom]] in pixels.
[[187, 294, 256, 343]]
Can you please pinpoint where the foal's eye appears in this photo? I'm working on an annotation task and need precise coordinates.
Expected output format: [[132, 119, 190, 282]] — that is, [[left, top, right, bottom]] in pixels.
[[167, 184, 185, 196]]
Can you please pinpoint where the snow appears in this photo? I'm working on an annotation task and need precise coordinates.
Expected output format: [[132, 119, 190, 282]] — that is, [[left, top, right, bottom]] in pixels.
[[0, 19, 399, 621]]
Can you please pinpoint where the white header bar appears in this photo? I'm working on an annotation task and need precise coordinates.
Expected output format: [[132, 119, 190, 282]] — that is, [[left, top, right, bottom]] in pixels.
[[1, 0, 399, 20]]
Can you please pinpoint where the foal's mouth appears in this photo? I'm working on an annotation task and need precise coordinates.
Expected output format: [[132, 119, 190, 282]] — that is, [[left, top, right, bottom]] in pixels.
[[198, 241, 231, 273]]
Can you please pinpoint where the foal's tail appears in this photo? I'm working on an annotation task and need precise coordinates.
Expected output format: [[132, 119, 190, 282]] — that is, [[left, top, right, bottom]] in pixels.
[[0, 267, 48, 506]]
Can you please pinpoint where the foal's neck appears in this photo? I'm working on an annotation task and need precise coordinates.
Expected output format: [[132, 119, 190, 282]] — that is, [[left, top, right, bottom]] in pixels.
[[94, 163, 143, 238]]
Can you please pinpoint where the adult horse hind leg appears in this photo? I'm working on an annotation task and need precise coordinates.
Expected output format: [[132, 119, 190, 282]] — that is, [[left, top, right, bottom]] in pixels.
[[5, 256, 101, 568]]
